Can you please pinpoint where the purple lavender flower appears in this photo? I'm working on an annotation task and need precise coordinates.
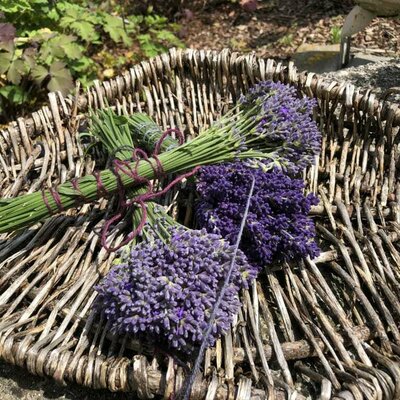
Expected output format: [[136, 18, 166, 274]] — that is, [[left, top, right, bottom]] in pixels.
[[196, 162, 320, 268], [94, 227, 257, 353], [242, 81, 321, 174]]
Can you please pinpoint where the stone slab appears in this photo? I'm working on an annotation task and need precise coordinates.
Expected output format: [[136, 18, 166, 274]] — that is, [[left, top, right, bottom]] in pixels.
[[292, 43, 391, 74]]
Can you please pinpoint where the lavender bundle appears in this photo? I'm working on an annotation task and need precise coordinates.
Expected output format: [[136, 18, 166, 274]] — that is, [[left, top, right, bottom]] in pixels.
[[95, 227, 256, 352], [197, 161, 320, 268], [0, 81, 321, 234], [88, 109, 257, 353], [193, 81, 321, 267]]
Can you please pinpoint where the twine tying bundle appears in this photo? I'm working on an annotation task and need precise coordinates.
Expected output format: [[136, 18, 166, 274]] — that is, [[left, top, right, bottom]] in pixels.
[[41, 128, 198, 253]]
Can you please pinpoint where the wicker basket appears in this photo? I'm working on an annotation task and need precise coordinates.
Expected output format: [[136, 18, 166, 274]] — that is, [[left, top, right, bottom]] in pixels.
[[1, 48, 400, 400]]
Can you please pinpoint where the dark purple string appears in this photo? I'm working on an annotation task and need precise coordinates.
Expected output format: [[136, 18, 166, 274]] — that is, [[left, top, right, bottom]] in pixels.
[[93, 170, 108, 198], [41, 187, 64, 214], [71, 178, 91, 203], [101, 164, 200, 252], [41, 189, 53, 214], [154, 128, 184, 155], [50, 188, 64, 211], [101, 128, 198, 252]]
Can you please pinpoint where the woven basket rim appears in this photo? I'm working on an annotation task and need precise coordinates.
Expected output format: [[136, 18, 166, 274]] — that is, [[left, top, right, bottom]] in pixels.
[[2, 48, 400, 140]]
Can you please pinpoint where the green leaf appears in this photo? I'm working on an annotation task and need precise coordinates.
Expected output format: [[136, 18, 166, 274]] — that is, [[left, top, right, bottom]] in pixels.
[[0, 0, 32, 13], [0, 85, 26, 104], [30, 64, 48, 85], [47, 61, 74, 95], [38, 34, 81, 64], [102, 14, 132, 46], [27, 28, 55, 42], [144, 14, 168, 29], [31, 61, 74, 95], [51, 34, 82, 60], [0, 50, 12, 74], [77, 74, 95, 88], [31, 0, 51, 14], [0, 40, 13, 52], [6, 59, 27, 84], [127, 14, 143, 27], [71, 20, 98, 42], [59, 5, 99, 42], [22, 47, 37, 68], [39, 39, 64, 62], [70, 55, 96, 75], [47, 8, 60, 21], [138, 34, 163, 58], [62, 40, 82, 59]]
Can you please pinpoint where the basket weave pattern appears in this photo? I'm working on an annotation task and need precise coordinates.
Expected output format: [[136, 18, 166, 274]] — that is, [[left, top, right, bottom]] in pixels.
[[1, 49, 400, 399]]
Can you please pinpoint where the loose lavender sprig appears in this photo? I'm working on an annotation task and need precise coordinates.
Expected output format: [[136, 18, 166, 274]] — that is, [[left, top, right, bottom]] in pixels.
[[181, 176, 256, 400], [197, 161, 320, 268]]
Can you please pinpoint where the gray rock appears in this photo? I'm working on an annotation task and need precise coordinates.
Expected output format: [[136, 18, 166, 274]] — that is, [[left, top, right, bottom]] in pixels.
[[321, 59, 400, 102]]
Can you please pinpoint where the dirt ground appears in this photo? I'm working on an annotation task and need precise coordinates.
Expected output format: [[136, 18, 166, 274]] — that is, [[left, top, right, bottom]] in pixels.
[[0, 361, 132, 400], [179, 0, 400, 59]]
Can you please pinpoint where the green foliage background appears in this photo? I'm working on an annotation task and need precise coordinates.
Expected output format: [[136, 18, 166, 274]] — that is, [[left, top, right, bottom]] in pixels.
[[0, 0, 184, 123]]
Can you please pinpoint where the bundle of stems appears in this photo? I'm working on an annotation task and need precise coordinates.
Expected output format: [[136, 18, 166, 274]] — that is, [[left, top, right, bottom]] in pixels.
[[0, 114, 261, 233], [0, 82, 320, 234], [87, 108, 182, 249]]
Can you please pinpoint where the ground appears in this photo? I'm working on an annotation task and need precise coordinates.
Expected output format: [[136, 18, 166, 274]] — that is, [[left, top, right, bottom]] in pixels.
[[1, 0, 399, 398], [0, 361, 131, 400], [179, 0, 399, 60]]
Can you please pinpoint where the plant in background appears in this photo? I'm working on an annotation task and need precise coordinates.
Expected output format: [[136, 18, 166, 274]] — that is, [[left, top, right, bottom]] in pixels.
[[278, 33, 294, 46], [137, 14, 183, 58], [330, 25, 342, 44], [0, 0, 184, 123]]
